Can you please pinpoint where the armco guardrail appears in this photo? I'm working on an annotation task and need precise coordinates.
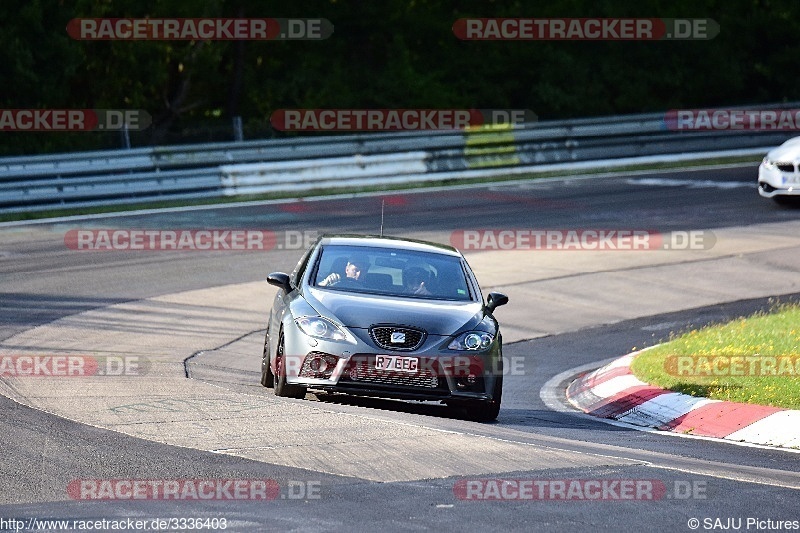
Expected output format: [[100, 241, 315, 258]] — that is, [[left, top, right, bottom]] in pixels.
[[1, 104, 798, 214], [220, 152, 430, 196]]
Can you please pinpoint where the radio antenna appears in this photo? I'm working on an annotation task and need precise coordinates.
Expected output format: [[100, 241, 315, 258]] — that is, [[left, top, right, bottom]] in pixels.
[[380, 199, 385, 237]]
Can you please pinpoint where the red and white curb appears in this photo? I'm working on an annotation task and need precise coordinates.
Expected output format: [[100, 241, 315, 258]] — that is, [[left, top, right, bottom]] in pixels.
[[566, 351, 800, 449]]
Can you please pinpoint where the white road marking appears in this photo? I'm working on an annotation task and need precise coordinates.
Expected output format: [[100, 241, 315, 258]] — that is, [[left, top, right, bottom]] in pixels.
[[627, 178, 754, 189]]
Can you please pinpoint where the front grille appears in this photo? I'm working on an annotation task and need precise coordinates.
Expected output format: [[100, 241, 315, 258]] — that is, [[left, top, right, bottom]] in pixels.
[[777, 162, 796, 172], [369, 325, 426, 351], [343, 356, 439, 389]]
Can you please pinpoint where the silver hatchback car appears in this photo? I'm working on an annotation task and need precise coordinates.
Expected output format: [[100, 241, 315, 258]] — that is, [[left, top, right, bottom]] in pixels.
[[261, 234, 508, 421]]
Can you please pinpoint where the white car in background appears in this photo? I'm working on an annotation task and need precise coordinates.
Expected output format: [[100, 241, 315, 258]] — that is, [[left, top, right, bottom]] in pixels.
[[758, 137, 800, 204]]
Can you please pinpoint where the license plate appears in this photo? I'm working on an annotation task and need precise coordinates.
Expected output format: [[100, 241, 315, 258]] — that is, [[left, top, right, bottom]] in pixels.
[[374, 355, 419, 373], [783, 174, 800, 184]]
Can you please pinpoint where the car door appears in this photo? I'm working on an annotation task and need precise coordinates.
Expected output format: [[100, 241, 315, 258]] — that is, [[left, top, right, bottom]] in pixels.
[[267, 242, 316, 363]]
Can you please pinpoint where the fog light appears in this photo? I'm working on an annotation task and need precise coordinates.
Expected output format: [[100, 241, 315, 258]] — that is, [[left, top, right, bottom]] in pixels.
[[300, 352, 340, 378]]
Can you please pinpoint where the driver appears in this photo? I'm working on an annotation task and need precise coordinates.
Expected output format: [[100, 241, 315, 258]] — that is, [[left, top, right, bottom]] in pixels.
[[319, 255, 368, 286]]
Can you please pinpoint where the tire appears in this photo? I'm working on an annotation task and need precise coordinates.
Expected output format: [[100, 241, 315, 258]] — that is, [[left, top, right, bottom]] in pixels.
[[466, 375, 502, 422], [273, 330, 307, 399], [260, 329, 274, 388]]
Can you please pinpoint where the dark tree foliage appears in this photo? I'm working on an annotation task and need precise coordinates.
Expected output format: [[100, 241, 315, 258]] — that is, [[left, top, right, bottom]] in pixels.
[[0, 0, 797, 154]]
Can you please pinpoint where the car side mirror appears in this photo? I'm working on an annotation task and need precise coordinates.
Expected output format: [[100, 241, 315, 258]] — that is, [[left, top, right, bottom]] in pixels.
[[485, 292, 509, 314], [267, 272, 292, 293]]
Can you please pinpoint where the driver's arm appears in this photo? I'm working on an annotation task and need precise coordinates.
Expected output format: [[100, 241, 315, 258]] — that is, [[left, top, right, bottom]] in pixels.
[[318, 272, 341, 286]]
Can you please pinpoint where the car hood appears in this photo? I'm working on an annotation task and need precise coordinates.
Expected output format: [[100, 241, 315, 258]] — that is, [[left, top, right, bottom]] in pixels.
[[303, 286, 484, 335], [767, 137, 800, 162]]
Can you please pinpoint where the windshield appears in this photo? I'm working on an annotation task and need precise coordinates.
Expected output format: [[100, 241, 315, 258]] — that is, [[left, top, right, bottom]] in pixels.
[[312, 245, 473, 301]]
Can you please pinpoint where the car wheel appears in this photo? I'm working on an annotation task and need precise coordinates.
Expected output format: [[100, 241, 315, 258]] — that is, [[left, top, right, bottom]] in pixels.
[[274, 330, 307, 399], [466, 375, 502, 422], [260, 329, 274, 388]]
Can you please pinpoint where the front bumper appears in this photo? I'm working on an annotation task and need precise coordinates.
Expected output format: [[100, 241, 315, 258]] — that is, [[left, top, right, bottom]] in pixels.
[[281, 326, 502, 402], [293, 352, 500, 401], [758, 163, 800, 197]]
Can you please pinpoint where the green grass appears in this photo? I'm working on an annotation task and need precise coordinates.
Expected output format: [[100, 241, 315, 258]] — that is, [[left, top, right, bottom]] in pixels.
[[630, 303, 800, 409], [0, 154, 761, 223]]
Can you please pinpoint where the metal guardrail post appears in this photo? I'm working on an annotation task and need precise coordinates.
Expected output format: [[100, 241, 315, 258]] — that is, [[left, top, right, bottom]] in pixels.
[[232, 116, 244, 142]]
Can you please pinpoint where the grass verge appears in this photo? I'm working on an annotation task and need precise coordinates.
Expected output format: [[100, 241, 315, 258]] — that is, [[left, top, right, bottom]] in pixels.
[[630, 303, 800, 410]]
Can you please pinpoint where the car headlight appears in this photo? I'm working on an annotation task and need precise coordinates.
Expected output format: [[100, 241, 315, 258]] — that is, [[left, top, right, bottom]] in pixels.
[[448, 331, 494, 351], [762, 157, 776, 170], [295, 316, 349, 342]]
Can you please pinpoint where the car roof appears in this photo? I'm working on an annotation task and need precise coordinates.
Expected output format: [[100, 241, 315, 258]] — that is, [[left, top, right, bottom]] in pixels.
[[318, 234, 463, 257]]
